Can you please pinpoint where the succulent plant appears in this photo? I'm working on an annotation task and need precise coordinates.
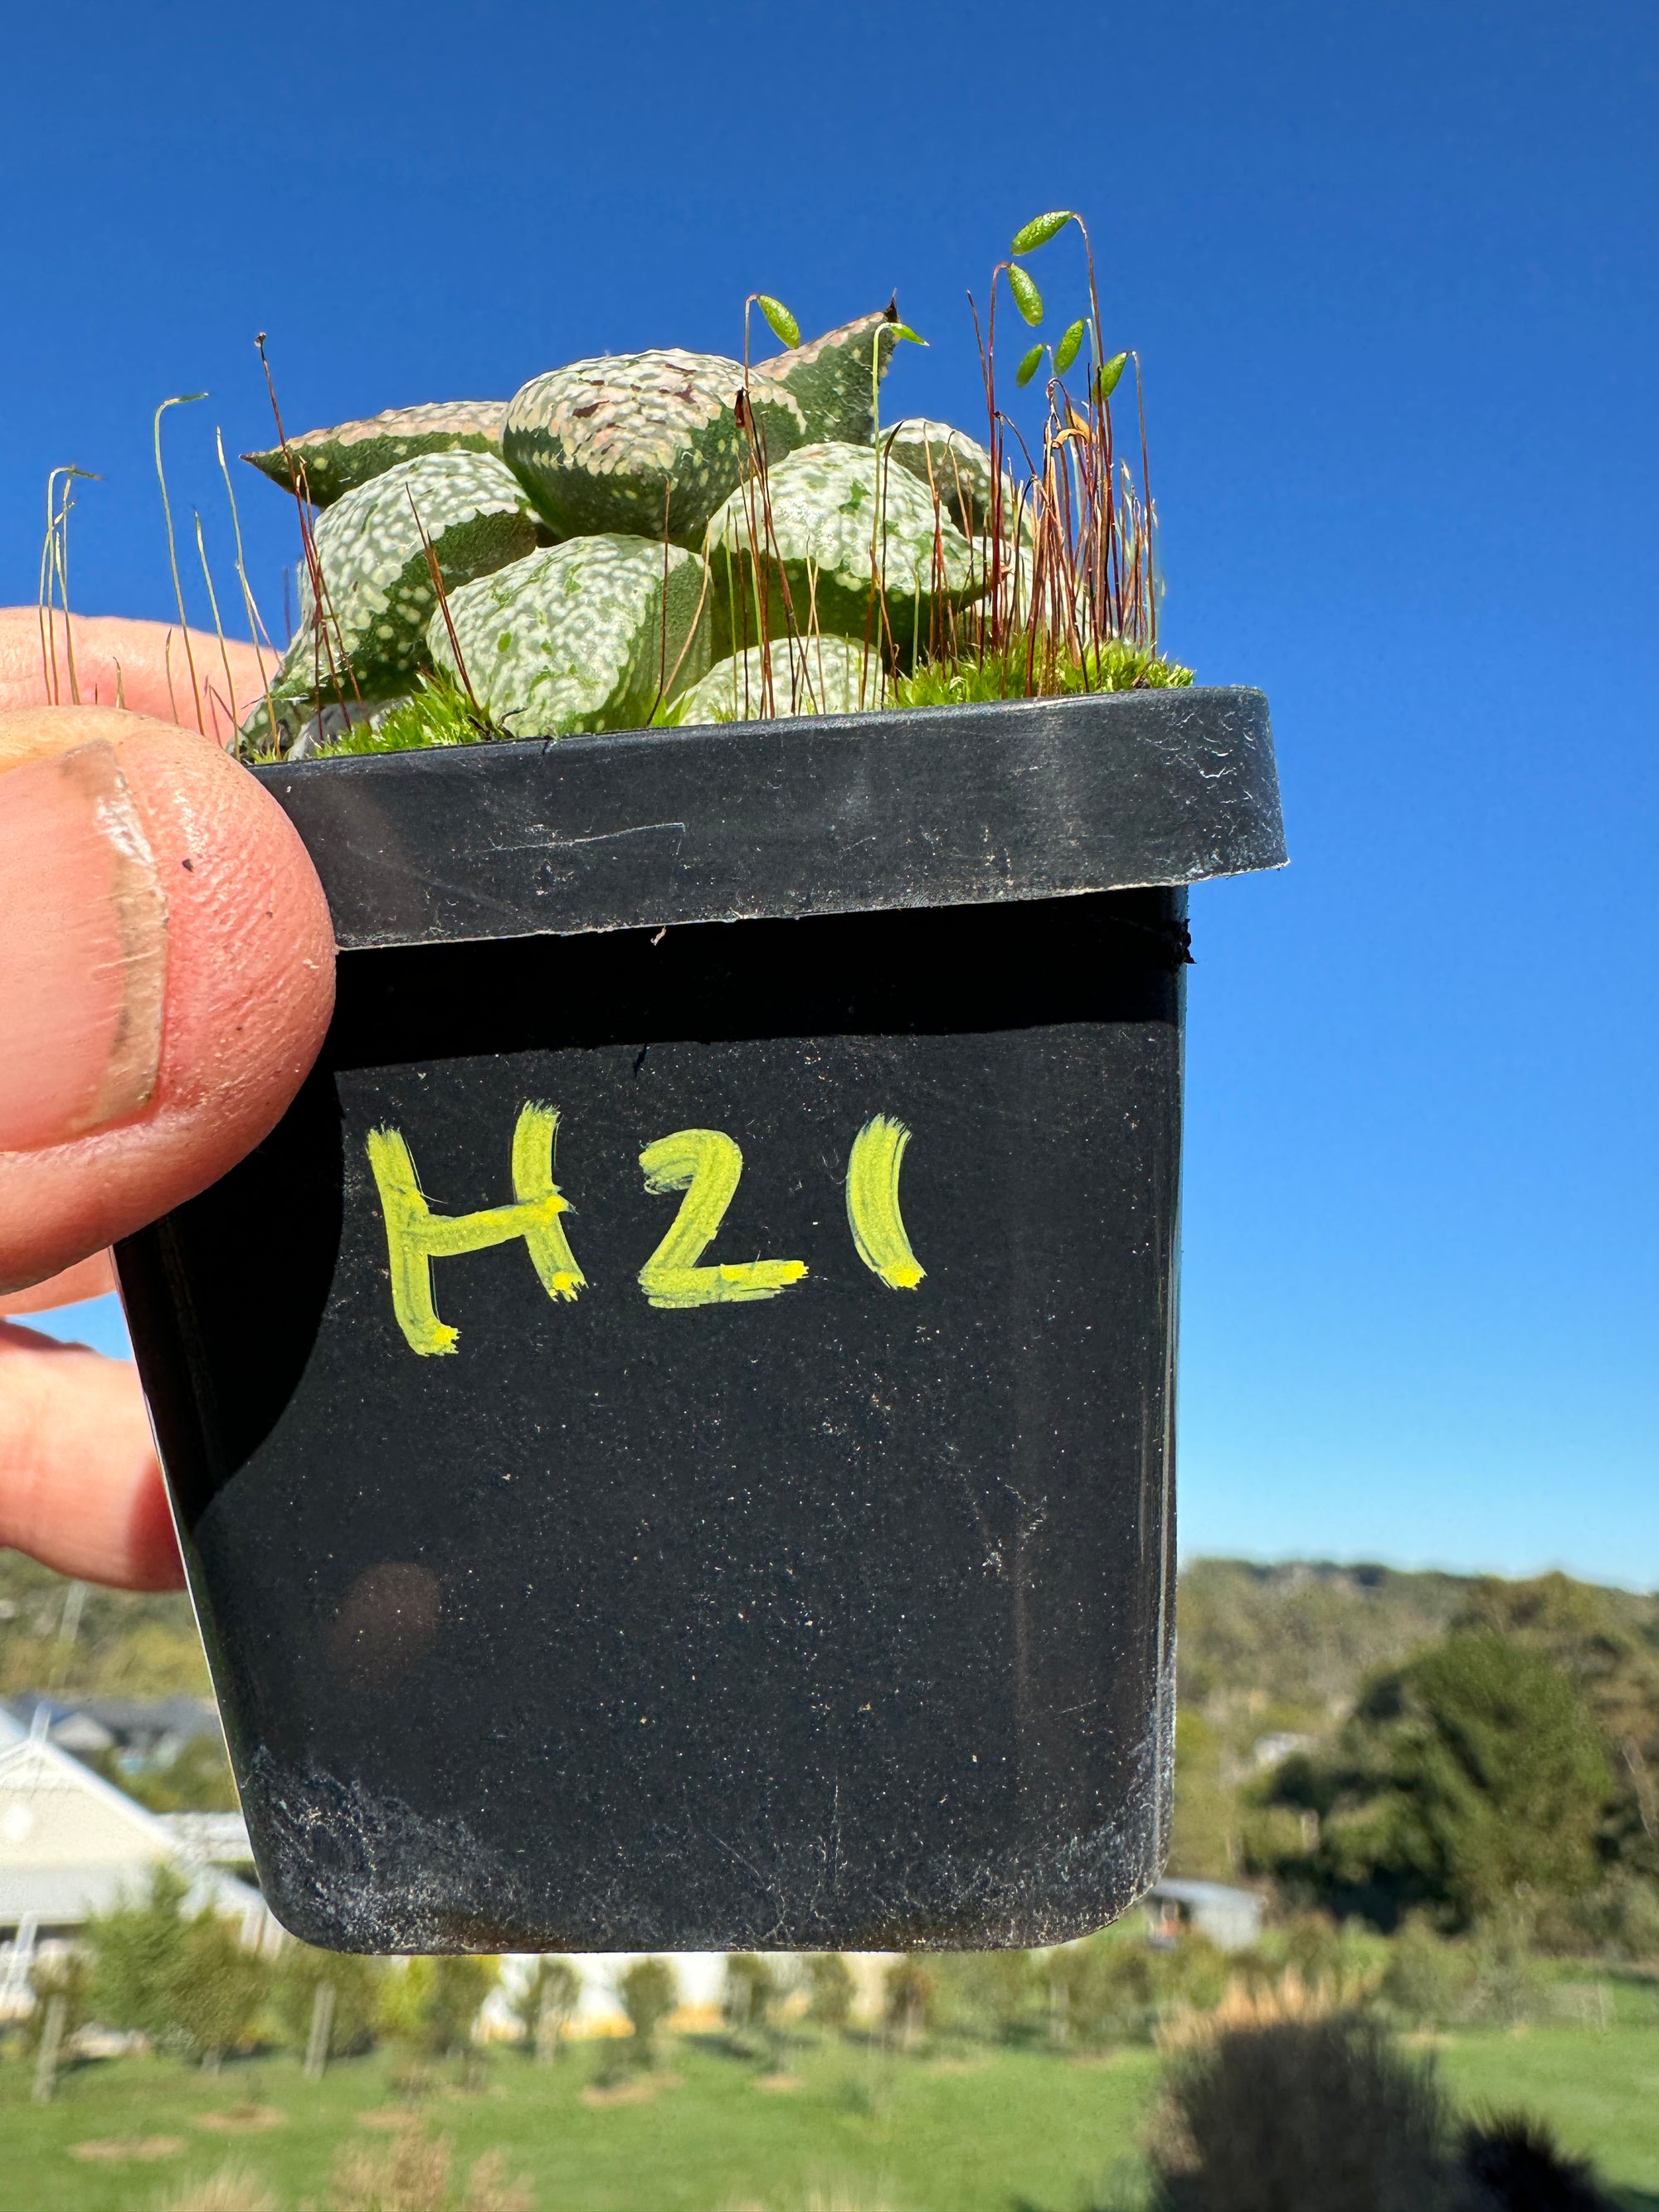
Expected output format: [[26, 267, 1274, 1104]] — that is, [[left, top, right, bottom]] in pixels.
[[499, 311, 898, 550], [703, 440, 981, 659], [502, 350, 801, 549], [882, 418, 1012, 538], [253, 450, 539, 737], [427, 534, 713, 738], [676, 634, 885, 725], [750, 306, 900, 447], [242, 400, 508, 508]]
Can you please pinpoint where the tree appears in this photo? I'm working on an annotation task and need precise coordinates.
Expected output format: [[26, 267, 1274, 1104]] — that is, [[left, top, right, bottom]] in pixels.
[[1282, 1632, 1613, 1927], [85, 1862, 192, 2042], [616, 1957, 677, 2062], [721, 1952, 777, 2031], [270, 1942, 385, 2059], [883, 1955, 933, 2050], [164, 1912, 270, 2068], [510, 1956, 581, 2059], [932, 1949, 1037, 2042], [802, 1952, 854, 2034], [420, 1956, 500, 2059], [1455, 1573, 1659, 1880]]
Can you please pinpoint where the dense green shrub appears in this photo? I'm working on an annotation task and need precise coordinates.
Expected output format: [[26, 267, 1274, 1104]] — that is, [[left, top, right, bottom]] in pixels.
[[379, 1955, 499, 2059], [270, 1941, 385, 2059], [932, 1949, 1039, 2042]]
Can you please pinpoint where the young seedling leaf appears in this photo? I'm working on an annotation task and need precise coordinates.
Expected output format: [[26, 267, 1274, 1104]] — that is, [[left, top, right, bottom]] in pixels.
[[1015, 343, 1048, 389], [757, 295, 800, 349], [1097, 351, 1129, 399], [1007, 264, 1044, 327], [1010, 211, 1076, 255], [1053, 319, 1087, 374], [888, 323, 928, 347]]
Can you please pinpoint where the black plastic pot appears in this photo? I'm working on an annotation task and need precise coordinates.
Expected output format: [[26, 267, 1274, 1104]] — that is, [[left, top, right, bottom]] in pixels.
[[116, 689, 1283, 1952]]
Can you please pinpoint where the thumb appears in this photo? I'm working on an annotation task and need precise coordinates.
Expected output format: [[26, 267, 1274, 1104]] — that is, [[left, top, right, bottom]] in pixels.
[[0, 704, 335, 1290]]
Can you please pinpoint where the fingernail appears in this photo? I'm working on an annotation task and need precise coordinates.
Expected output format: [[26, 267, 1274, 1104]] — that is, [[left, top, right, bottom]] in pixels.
[[0, 741, 168, 1151]]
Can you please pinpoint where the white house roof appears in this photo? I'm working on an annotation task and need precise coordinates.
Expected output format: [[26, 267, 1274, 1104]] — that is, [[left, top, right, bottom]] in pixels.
[[0, 1733, 263, 1932]]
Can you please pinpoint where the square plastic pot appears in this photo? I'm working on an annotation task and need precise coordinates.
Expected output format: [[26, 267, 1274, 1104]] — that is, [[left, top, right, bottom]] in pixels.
[[116, 688, 1283, 1952]]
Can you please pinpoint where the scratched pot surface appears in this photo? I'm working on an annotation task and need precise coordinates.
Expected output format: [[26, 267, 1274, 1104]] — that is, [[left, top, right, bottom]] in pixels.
[[119, 890, 1182, 1951]]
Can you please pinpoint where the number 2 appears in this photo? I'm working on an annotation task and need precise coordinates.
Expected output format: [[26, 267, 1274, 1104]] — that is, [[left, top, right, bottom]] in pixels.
[[637, 1129, 809, 1310]]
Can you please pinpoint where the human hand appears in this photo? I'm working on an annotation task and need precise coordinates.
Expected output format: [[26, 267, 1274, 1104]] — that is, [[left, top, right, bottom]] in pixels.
[[0, 610, 335, 1587]]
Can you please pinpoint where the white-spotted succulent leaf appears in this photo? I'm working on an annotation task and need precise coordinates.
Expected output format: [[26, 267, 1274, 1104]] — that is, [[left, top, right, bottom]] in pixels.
[[703, 440, 982, 659], [882, 420, 1018, 538], [751, 309, 900, 446], [677, 635, 886, 725], [502, 352, 804, 548], [251, 450, 538, 735], [242, 401, 508, 507], [428, 536, 713, 738]]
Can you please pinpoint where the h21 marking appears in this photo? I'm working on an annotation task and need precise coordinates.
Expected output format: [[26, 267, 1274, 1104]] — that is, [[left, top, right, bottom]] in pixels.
[[367, 1106, 925, 1357]]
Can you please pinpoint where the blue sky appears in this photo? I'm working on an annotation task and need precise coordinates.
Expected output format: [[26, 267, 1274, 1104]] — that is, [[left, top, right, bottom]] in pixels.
[[4, 2, 1655, 1585]]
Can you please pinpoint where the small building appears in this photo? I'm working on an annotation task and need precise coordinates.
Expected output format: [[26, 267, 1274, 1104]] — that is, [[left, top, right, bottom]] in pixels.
[[0, 1721, 273, 2018], [1146, 1879, 1263, 1953]]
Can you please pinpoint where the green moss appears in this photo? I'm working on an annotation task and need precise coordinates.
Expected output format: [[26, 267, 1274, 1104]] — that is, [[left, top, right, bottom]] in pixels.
[[310, 670, 508, 757], [892, 635, 1194, 708]]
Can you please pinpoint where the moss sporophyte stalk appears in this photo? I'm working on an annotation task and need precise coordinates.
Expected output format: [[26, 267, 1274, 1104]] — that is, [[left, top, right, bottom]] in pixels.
[[136, 209, 1196, 762]]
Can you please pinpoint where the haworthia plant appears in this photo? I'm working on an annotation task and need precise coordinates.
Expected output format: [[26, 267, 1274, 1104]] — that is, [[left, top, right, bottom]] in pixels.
[[243, 401, 508, 508], [502, 351, 804, 549], [749, 308, 900, 448], [882, 419, 1015, 538], [428, 535, 713, 738], [703, 440, 981, 659], [253, 450, 538, 729], [676, 635, 886, 725]]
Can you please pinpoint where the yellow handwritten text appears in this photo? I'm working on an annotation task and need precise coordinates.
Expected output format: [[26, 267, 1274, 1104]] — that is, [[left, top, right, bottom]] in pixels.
[[366, 1102, 586, 1356], [845, 1115, 926, 1290], [637, 1128, 809, 1310]]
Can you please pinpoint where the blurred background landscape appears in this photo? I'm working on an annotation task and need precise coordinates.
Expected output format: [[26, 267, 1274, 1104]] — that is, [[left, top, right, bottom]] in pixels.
[[5, 1548, 1656, 2206]]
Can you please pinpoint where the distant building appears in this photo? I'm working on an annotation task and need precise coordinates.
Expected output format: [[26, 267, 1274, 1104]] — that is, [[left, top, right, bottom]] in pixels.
[[1146, 1879, 1263, 1952], [0, 1721, 273, 2019], [2, 1694, 224, 1765]]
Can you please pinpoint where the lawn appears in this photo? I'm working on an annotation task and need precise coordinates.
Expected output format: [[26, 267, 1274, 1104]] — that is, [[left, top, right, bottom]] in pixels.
[[2, 2024, 1657, 2211]]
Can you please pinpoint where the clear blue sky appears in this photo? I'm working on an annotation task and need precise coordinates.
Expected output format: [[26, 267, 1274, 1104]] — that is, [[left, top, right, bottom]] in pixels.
[[4, 2, 1655, 1586]]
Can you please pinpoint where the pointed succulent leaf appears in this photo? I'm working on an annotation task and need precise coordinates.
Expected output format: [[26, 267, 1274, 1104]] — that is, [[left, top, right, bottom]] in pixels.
[[428, 537, 713, 739], [1010, 211, 1076, 255], [242, 401, 508, 507], [749, 309, 902, 446], [504, 350, 804, 548], [1097, 351, 1129, 399], [757, 295, 801, 348], [259, 451, 538, 712], [1015, 343, 1047, 389], [1053, 319, 1087, 375]]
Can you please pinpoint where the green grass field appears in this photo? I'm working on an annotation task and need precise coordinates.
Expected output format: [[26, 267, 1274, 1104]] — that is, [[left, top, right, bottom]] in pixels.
[[4, 2024, 1659, 2212]]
